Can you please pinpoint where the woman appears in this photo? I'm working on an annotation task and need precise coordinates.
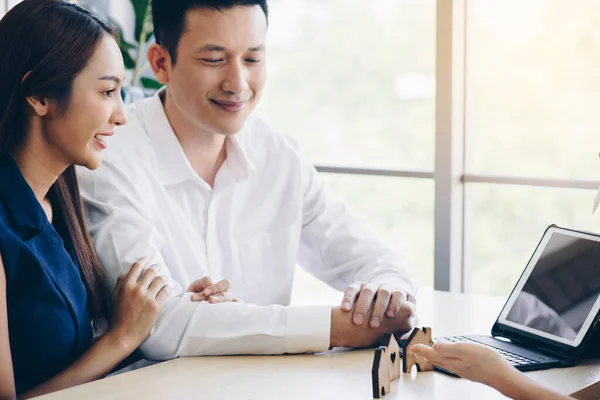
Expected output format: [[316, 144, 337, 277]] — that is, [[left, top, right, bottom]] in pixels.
[[411, 342, 572, 399], [0, 1, 230, 398]]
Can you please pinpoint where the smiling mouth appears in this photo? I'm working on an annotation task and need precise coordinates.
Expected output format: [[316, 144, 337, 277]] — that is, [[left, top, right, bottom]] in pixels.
[[93, 134, 109, 150], [210, 99, 249, 112]]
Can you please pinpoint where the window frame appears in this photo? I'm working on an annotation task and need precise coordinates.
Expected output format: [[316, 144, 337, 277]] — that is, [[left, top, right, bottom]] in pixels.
[[317, 0, 600, 293], [3, 0, 597, 293]]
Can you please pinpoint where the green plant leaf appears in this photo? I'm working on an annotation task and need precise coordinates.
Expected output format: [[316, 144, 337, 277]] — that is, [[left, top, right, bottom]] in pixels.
[[115, 26, 137, 50], [143, 9, 154, 43], [120, 39, 137, 51], [130, 0, 151, 40], [121, 48, 136, 70], [140, 77, 163, 90], [115, 25, 137, 70]]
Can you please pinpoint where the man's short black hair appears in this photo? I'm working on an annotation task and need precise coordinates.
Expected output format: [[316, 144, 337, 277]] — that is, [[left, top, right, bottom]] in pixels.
[[152, 0, 268, 64]]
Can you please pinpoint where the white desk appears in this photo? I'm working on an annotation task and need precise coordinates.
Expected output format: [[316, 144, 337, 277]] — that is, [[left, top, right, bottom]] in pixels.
[[37, 290, 600, 399]]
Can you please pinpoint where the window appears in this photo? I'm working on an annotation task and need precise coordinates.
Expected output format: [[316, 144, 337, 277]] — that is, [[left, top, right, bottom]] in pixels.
[[325, 175, 434, 285], [258, 0, 436, 298], [465, 0, 600, 295], [291, 175, 434, 305], [17, 0, 595, 300], [258, 0, 436, 171], [467, 184, 599, 296], [467, 0, 600, 180]]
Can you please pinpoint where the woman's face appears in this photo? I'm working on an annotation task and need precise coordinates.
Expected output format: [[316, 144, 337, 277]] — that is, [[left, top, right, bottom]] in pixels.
[[41, 34, 127, 170]]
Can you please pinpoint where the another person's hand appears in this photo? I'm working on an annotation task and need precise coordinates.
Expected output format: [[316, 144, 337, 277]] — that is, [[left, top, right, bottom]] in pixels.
[[410, 342, 520, 388], [329, 304, 418, 348], [410, 343, 573, 400], [340, 281, 416, 328], [187, 277, 240, 303], [108, 258, 170, 351]]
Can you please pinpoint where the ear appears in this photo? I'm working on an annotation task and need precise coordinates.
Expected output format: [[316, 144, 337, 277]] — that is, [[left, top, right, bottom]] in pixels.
[[22, 71, 49, 117], [25, 95, 48, 117], [147, 43, 171, 85]]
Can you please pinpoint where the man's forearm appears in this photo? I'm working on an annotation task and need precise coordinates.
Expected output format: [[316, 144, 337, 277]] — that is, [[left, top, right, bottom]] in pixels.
[[139, 297, 331, 359]]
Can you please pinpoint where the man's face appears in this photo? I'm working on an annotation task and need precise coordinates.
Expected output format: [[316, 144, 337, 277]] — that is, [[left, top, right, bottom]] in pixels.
[[165, 5, 267, 136]]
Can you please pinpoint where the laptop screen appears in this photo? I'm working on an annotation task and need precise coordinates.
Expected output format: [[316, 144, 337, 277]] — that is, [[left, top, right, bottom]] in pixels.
[[498, 227, 600, 347]]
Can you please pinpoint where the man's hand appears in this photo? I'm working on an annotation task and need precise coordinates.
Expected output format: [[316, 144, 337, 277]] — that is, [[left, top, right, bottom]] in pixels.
[[340, 282, 416, 328], [329, 305, 418, 348], [187, 277, 240, 303]]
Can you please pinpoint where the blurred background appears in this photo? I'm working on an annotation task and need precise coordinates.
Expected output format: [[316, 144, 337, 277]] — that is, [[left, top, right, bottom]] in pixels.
[[4, 0, 600, 302]]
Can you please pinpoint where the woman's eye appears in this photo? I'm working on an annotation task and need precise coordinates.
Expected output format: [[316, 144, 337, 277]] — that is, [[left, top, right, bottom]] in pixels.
[[103, 89, 116, 97], [202, 59, 223, 64], [246, 59, 262, 64]]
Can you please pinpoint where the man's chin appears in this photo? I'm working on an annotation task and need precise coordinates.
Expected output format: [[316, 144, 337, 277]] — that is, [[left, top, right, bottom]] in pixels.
[[213, 122, 246, 136]]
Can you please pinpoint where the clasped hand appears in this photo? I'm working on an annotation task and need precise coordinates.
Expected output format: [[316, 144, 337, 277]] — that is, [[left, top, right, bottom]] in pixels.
[[187, 277, 239, 303], [340, 281, 416, 328]]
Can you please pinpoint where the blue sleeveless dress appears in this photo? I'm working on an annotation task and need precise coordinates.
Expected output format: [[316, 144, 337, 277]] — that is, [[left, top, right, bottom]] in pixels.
[[0, 158, 93, 395]]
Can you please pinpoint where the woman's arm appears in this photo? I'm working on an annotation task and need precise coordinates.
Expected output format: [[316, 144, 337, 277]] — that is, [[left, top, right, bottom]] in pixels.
[[411, 342, 572, 400], [0, 253, 17, 400], [20, 328, 134, 399], [20, 259, 170, 399], [498, 372, 573, 400], [1, 249, 127, 400]]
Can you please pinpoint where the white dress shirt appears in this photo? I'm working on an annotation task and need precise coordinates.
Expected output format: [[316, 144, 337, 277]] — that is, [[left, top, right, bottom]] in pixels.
[[77, 91, 418, 360]]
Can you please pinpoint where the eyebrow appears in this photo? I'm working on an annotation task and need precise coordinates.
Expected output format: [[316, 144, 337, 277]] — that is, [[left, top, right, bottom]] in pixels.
[[99, 75, 122, 84], [195, 44, 265, 53]]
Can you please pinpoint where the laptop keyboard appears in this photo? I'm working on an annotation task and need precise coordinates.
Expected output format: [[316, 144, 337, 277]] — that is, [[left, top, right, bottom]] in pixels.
[[434, 336, 540, 367]]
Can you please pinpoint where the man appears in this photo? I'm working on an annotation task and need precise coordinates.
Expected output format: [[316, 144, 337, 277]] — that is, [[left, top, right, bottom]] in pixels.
[[78, 0, 419, 360]]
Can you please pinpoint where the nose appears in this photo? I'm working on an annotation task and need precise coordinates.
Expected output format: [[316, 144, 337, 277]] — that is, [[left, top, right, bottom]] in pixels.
[[221, 60, 249, 95], [110, 93, 128, 126]]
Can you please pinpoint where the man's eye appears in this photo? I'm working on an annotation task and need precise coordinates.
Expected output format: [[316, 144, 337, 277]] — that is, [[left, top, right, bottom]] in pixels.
[[246, 59, 262, 64]]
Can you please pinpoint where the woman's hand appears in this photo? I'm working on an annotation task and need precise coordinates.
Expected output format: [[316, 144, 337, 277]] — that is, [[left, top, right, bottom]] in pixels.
[[410, 342, 573, 400], [410, 342, 522, 389], [187, 277, 240, 303], [107, 258, 170, 351]]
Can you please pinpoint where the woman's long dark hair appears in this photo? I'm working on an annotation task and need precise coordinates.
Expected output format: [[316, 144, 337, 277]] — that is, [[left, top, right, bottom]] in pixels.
[[0, 0, 114, 328]]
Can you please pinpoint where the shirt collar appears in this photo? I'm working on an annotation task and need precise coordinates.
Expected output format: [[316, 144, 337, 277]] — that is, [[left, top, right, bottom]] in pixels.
[[0, 157, 46, 233], [224, 130, 256, 182], [139, 91, 196, 186], [140, 89, 256, 187]]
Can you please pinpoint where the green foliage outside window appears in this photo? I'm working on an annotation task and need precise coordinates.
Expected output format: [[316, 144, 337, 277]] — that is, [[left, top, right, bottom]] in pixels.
[[117, 0, 161, 90]]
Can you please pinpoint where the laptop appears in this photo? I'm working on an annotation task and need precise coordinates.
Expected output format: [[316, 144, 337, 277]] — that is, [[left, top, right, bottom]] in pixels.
[[434, 225, 600, 375]]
